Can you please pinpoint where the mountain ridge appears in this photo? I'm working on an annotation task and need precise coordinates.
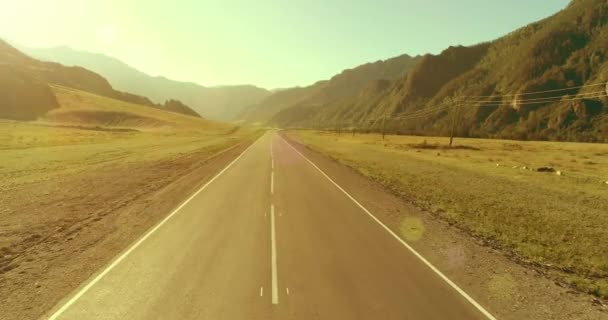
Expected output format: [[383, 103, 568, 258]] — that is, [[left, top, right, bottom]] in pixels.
[[19, 44, 271, 121], [242, 53, 422, 123], [0, 39, 200, 120], [269, 0, 608, 143]]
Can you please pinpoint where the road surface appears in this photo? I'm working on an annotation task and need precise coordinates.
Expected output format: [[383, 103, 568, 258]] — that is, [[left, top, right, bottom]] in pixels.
[[44, 132, 495, 320]]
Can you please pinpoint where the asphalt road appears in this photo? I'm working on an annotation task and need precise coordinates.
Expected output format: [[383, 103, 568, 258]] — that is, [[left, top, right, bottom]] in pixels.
[[44, 132, 495, 320]]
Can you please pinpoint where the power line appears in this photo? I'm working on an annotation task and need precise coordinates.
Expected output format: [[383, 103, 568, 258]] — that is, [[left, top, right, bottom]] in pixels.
[[466, 81, 607, 98], [467, 90, 607, 103], [465, 94, 608, 107], [332, 82, 607, 137], [393, 105, 451, 120], [342, 92, 606, 127]]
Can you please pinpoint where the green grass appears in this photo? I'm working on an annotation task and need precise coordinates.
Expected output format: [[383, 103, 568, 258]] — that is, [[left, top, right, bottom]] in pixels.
[[289, 130, 608, 298]]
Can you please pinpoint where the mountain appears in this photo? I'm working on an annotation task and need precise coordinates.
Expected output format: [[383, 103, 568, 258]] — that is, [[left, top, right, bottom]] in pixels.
[[20, 45, 271, 120], [239, 81, 328, 123], [0, 39, 200, 120], [0, 42, 59, 120], [242, 54, 422, 123], [271, 0, 608, 142]]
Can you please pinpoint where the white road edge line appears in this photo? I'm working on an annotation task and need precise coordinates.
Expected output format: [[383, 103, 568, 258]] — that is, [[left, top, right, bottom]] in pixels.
[[270, 204, 279, 305], [47, 137, 262, 320], [279, 135, 497, 320]]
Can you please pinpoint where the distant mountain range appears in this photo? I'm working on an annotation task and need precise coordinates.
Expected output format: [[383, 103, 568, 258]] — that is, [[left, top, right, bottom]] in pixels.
[[4, 0, 607, 142], [248, 0, 608, 142], [18, 45, 271, 121], [241, 54, 422, 124], [0, 39, 201, 120]]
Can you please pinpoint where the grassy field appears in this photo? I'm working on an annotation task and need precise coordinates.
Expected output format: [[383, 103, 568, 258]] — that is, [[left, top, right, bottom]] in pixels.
[[0, 86, 261, 206], [0, 87, 264, 319], [288, 130, 608, 298]]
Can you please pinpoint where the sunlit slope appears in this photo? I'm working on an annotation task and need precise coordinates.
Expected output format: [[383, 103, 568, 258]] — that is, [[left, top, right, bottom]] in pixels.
[[20, 44, 270, 121], [0, 39, 201, 120], [42, 85, 230, 133], [272, 0, 608, 142], [242, 54, 421, 123]]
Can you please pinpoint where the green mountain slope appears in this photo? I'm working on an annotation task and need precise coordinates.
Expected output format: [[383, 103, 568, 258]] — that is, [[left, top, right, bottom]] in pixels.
[[242, 54, 421, 123], [274, 0, 608, 142], [20, 45, 270, 121]]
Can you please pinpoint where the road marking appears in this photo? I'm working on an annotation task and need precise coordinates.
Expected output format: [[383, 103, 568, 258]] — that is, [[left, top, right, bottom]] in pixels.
[[260, 286, 264, 297], [270, 204, 279, 305], [286, 287, 290, 295], [47, 137, 262, 320], [271, 136, 275, 169], [270, 171, 274, 195], [279, 136, 497, 320]]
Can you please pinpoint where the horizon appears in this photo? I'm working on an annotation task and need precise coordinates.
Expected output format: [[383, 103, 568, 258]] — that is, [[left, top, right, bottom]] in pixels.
[[1, 0, 570, 89]]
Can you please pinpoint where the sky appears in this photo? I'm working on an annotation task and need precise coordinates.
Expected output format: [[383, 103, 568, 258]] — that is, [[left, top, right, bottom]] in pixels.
[[0, 0, 570, 89]]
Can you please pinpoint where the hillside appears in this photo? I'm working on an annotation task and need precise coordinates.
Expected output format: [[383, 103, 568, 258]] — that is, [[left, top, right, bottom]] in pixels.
[[239, 81, 327, 123], [43, 86, 211, 130], [20, 45, 271, 121], [242, 54, 421, 123], [0, 39, 200, 120], [273, 0, 608, 143]]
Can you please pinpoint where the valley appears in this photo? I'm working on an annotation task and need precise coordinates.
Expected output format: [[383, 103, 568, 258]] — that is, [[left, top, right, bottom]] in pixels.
[[1, 0, 608, 319]]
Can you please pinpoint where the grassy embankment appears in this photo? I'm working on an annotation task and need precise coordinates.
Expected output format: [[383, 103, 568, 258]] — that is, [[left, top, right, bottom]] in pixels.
[[288, 130, 608, 298]]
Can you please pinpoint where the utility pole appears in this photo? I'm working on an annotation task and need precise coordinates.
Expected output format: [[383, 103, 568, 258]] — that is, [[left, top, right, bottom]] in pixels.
[[449, 96, 461, 147], [381, 112, 387, 140]]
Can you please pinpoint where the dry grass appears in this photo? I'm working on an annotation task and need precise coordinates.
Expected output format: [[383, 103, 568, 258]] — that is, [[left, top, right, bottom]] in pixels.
[[0, 86, 263, 287], [289, 130, 608, 298], [0, 86, 261, 199], [42, 85, 228, 133]]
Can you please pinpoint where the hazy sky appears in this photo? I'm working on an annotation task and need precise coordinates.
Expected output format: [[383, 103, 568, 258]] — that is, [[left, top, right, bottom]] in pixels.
[[0, 0, 570, 89]]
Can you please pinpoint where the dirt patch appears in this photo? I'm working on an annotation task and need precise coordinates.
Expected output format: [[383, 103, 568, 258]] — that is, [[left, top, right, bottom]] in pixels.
[[282, 132, 608, 320], [0, 139, 255, 320]]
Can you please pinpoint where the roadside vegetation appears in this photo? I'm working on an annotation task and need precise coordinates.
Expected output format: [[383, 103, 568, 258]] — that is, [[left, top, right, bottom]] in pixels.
[[0, 87, 263, 319], [289, 130, 608, 299]]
